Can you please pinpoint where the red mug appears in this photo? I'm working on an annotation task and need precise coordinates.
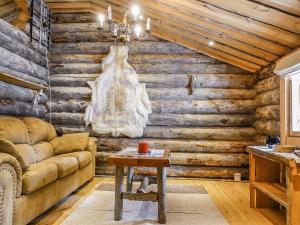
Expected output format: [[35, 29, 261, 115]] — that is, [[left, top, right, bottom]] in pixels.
[[138, 141, 149, 154]]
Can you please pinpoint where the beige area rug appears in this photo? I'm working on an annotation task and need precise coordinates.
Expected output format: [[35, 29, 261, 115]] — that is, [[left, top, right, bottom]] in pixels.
[[61, 183, 228, 225]]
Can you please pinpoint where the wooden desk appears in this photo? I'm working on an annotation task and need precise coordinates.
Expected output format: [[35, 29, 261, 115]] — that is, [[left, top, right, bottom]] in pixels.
[[247, 146, 300, 225], [107, 149, 170, 224]]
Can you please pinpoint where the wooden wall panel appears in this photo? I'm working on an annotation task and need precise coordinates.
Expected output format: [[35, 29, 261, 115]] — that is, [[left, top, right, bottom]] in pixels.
[[48, 12, 257, 179]]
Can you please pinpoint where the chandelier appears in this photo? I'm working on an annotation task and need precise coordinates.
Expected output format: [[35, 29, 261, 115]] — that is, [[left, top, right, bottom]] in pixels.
[[97, 5, 151, 43]]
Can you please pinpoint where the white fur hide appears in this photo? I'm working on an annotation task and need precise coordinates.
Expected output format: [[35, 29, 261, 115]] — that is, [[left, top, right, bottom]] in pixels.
[[84, 45, 152, 138]]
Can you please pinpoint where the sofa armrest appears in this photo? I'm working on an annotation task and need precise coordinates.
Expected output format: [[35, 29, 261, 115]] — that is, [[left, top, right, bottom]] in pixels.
[[85, 137, 97, 169], [0, 153, 22, 225]]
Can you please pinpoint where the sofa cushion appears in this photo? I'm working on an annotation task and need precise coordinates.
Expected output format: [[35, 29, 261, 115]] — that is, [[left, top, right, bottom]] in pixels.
[[0, 116, 30, 144], [50, 133, 89, 155], [0, 138, 30, 170], [22, 117, 57, 144], [32, 141, 55, 163], [47, 156, 79, 178], [14, 144, 36, 166], [22, 161, 58, 194], [63, 151, 92, 168]]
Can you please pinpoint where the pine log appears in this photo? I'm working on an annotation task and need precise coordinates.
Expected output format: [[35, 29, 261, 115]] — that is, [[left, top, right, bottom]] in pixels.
[[0, 47, 47, 80], [0, 31, 47, 67], [143, 126, 256, 140], [0, 81, 48, 103], [53, 125, 256, 140], [256, 64, 276, 80], [0, 18, 45, 56], [50, 62, 245, 74], [255, 89, 280, 107], [95, 163, 249, 179], [96, 151, 248, 167], [0, 99, 46, 117], [46, 112, 254, 127], [96, 138, 252, 153], [50, 41, 195, 54], [49, 53, 217, 64], [49, 87, 256, 100], [254, 135, 267, 145], [254, 120, 280, 136], [255, 75, 280, 94], [0, 65, 48, 86], [51, 12, 96, 23], [255, 105, 280, 120], [46, 99, 256, 114], [51, 31, 161, 43], [49, 73, 255, 89]]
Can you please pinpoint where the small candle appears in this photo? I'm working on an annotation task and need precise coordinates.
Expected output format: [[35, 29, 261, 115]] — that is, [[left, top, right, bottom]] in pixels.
[[138, 141, 149, 154], [108, 6, 112, 21], [135, 25, 142, 38], [146, 17, 151, 31], [98, 14, 104, 28]]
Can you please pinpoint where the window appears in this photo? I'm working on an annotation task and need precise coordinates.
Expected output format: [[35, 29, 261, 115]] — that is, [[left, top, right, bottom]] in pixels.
[[275, 48, 300, 146], [290, 75, 300, 135]]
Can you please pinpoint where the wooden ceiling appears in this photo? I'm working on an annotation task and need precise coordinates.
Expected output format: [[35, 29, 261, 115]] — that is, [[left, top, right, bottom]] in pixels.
[[16, 0, 300, 71]]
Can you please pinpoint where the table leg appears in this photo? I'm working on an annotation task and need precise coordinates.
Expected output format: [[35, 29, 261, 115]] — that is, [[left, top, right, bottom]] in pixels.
[[157, 167, 167, 224], [126, 166, 134, 193], [114, 166, 124, 221]]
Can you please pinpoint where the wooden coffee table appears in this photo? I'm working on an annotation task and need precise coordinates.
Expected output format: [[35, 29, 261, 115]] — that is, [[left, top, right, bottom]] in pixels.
[[107, 148, 170, 224]]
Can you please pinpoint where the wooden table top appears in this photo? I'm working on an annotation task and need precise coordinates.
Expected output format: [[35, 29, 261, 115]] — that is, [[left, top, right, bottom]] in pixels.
[[247, 146, 300, 167], [107, 148, 171, 167]]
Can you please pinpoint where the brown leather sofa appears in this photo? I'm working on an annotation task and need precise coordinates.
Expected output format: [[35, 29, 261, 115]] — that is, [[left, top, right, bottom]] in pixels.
[[0, 116, 96, 225]]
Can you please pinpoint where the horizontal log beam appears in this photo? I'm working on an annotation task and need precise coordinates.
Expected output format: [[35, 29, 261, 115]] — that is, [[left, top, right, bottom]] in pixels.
[[46, 112, 255, 127], [49, 53, 219, 64], [255, 105, 280, 120], [96, 151, 248, 167], [0, 81, 48, 103], [50, 62, 245, 74], [46, 99, 256, 114], [254, 120, 280, 136], [0, 31, 47, 67], [0, 47, 47, 80], [96, 138, 252, 153], [255, 75, 280, 94], [0, 99, 46, 117], [49, 87, 256, 100], [255, 89, 280, 107], [95, 163, 249, 179]]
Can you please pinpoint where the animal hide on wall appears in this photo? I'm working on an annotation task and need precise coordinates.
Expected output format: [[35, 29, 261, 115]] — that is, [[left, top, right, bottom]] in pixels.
[[84, 45, 152, 138]]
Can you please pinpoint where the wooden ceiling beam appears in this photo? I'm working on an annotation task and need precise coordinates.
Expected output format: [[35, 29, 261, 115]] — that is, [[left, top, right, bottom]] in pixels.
[[201, 0, 300, 34], [96, 0, 269, 66], [103, 0, 277, 62], [253, 0, 300, 16], [48, 2, 261, 72], [107, 0, 289, 56], [159, 0, 300, 47]]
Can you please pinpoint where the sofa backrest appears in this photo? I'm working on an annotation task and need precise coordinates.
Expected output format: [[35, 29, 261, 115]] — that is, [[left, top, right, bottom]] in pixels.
[[0, 116, 57, 168], [0, 116, 30, 144]]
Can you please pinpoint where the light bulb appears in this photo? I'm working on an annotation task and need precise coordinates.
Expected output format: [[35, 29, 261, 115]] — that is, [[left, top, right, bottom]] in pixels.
[[98, 14, 105, 28], [131, 5, 140, 20], [135, 25, 142, 38], [208, 40, 215, 46], [139, 15, 143, 20]]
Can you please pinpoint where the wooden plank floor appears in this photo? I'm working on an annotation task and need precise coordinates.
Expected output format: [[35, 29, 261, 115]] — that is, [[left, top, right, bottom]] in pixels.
[[30, 176, 284, 225]]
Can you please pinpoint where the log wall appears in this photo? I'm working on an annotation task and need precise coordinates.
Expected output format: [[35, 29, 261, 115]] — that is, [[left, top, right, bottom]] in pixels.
[[254, 64, 280, 144], [48, 12, 257, 179], [0, 18, 48, 117]]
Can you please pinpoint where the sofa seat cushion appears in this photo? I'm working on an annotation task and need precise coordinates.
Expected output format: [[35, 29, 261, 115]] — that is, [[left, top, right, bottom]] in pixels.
[[32, 141, 54, 163], [63, 151, 92, 169], [47, 156, 79, 178], [22, 161, 58, 194]]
